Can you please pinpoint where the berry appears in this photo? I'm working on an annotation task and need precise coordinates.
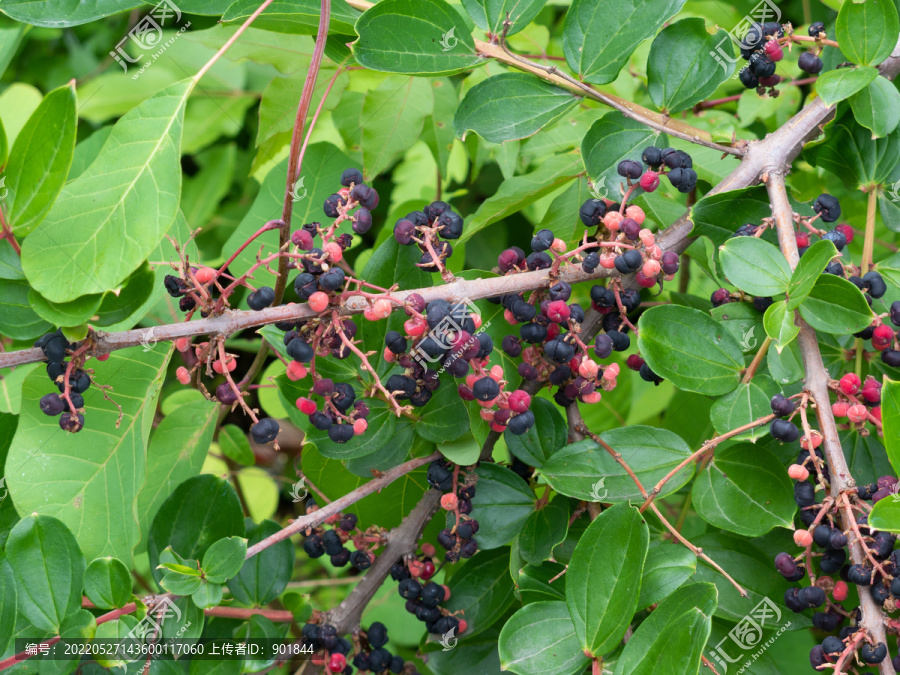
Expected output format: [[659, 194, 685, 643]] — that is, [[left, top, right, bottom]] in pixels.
[[59, 412, 84, 433], [814, 194, 841, 222], [247, 286, 275, 310], [771, 419, 799, 443], [617, 159, 642, 179], [251, 418, 279, 444], [349, 550, 372, 570], [798, 52, 823, 74], [328, 653, 346, 673], [579, 199, 606, 227], [398, 578, 421, 600], [530, 229, 554, 252], [793, 529, 813, 547], [440, 493, 459, 511], [808, 21, 824, 37], [774, 552, 798, 578], [863, 271, 887, 298], [328, 424, 354, 443], [39, 393, 66, 416], [770, 393, 795, 417], [639, 171, 659, 192], [797, 585, 825, 608], [340, 168, 363, 187], [308, 291, 330, 313], [287, 337, 314, 363], [507, 410, 535, 435], [862, 642, 887, 664], [848, 563, 872, 586], [351, 184, 379, 210], [840, 373, 861, 395]]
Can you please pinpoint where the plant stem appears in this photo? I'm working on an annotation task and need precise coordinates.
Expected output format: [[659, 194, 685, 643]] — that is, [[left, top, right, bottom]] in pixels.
[[741, 336, 772, 384]]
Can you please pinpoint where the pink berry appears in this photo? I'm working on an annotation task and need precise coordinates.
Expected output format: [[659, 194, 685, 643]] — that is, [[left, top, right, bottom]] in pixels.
[[508, 390, 532, 413], [353, 418, 368, 435], [639, 229, 655, 247], [582, 391, 602, 404], [404, 317, 426, 337], [642, 259, 661, 278], [458, 619, 468, 634], [606, 362, 620, 378], [480, 408, 494, 421], [547, 300, 570, 323], [96, 353, 110, 361], [635, 270, 657, 288], [839, 373, 861, 395], [194, 267, 216, 284], [308, 291, 329, 313], [848, 404, 868, 424], [764, 40, 783, 61], [639, 171, 660, 192], [795, 232, 810, 248], [176, 366, 191, 385], [625, 205, 645, 224], [872, 324, 894, 350], [175, 337, 189, 352], [788, 464, 809, 481], [291, 229, 314, 250], [441, 493, 458, 511], [323, 241, 343, 262], [833, 580, 848, 602], [551, 238, 566, 253], [800, 431, 823, 450], [373, 299, 392, 318], [832, 401, 849, 418], [578, 359, 599, 379], [599, 253, 616, 269], [297, 397, 317, 415], [441, 584, 451, 600], [213, 357, 237, 374], [286, 361, 308, 381], [421, 543, 436, 557], [603, 211, 624, 231], [793, 530, 813, 547], [490, 365, 504, 380]]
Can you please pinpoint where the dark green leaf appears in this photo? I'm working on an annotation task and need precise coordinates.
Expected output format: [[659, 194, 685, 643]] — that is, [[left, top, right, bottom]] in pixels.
[[455, 73, 580, 144], [719, 236, 791, 296], [709, 376, 779, 442], [815, 66, 879, 106], [519, 498, 569, 565], [562, 0, 686, 85], [637, 305, 744, 395], [218, 424, 256, 465], [538, 426, 694, 503], [444, 547, 516, 638], [850, 75, 900, 138], [353, 0, 482, 76], [462, 463, 534, 549], [5, 84, 77, 236], [505, 397, 567, 468], [787, 239, 839, 309], [0, 278, 52, 340], [417, 380, 470, 443], [222, 0, 359, 35], [647, 19, 734, 113], [498, 601, 590, 675], [27, 288, 103, 328], [516, 562, 567, 603], [638, 543, 696, 610], [767, 336, 804, 386], [689, 185, 771, 247], [361, 76, 434, 178], [461, 0, 545, 36], [582, 113, 663, 194], [566, 503, 649, 655], [202, 536, 248, 584], [0, 562, 15, 655], [83, 557, 132, 609], [6, 514, 85, 633], [883, 378, 900, 476], [614, 583, 716, 675], [693, 444, 796, 536], [763, 301, 800, 352], [0, 0, 140, 26], [836, 0, 900, 66], [148, 474, 245, 584], [228, 519, 294, 607], [797, 274, 873, 334]]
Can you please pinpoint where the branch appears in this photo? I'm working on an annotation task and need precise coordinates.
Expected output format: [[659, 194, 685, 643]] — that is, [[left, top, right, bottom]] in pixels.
[[766, 171, 896, 675], [245, 451, 440, 559]]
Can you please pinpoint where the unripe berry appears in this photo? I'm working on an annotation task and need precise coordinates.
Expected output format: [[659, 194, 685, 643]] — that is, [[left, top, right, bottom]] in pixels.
[[582, 391, 602, 403], [839, 373, 861, 395], [639, 171, 660, 192], [213, 358, 237, 374], [547, 300, 570, 323], [175, 338, 189, 352], [599, 253, 616, 269], [323, 241, 343, 262], [832, 580, 848, 602], [872, 324, 894, 350], [635, 270, 656, 288], [793, 529, 813, 547], [353, 419, 368, 435], [328, 653, 346, 673], [848, 404, 868, 424], [508, 390, 532, 413], [795, 231, 810, 248], [297, 397, 317, 415], [194, 267, 216, 284], [96, 353, 110, 361], [176, 366, 191, 385], [292, 229, 314, 250], [308, 291, 329, 313], [373, 299, 392, 318], [603, 211, 623, 231], [764, 40, 783, 61], [800, 431, 822, 450], [579, 359, 599, 379], [421, 543, 436, 557], [458, 619, 468, 634], [832, 401, 849, 417], [642, 259, 661, 278], [404, 317, 427, 337], [625, 205, 645, 225], [383, 348, 395, 362], [287, 361, 308, 381], [551, 238, 566, 253], [788, 464, 809, 481], [835, 223, 854, 244], [639, 229, 655, 247], [441, 493, 459, 511]]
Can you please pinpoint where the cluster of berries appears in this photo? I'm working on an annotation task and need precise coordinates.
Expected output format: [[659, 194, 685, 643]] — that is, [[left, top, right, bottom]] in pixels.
[[799, 21, 827, 74], [163, 266, 222, 316], [302, 509, 374, 569], [391, 542, 465, 639], [430, 461, 480, 562], [295, 377, 371, 444], [736, 21, 785, 91], [299, 622, 354, 675], [393, 200, 464, 275], [831, 374, 883, 429], [301, 620, 415, 674], [34, 329, 94, 433], [349, 622, 414, 674]]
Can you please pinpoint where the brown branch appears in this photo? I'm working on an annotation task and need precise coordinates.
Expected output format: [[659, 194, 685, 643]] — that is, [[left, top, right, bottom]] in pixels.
[[765, 170, 896, 675]]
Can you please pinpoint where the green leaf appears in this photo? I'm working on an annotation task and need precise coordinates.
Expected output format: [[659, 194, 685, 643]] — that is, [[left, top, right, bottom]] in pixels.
[[850, 75, 900, 138], [444, 547, 516, 638], [836, 0, 900, 66], [566, 503, 649, 655], [538, 427, 695, 503], [353, 0, 482, 76], [455, 73, 580, 144], [614, 583, 716, 675], [221, 0, 360, 35], [880, 191, 900, 232], [227, 519, 294, 606], [637, 305, 744, 396], [709, 376, 779, 442], [883, 378, 900, 476], [690, 185, 772, 247], [147, 474, 246, 584], [6, 514, 85, 633], [416, 380, 470, 443], [135, 399, 218, 552], [0, 0, 141, 26], [693, 444, 796, 536], [805, 103, 900, 190], [28, 288, 103, 328], [5, 84, 77, 236], [161, 569, 204, 596], [83, 557, 132, 610], [257, 70, 347, 146], [815, 66, 879, 106], [719, 236, 792, 296], [582, 113, 663, 194], [361, 76, 434, 178], [647, 19, 734, 114], [498, 601, 590, 675], [638, 543, 696, 610], [797, 274, 873, 334], [219, 424, 255, 465], [0, 278, 52, 340], [460, 0, 544, 36], [0, 562, 16, 656], [505, 397, 567, 468], [21, 79, 192, 302], [6, 345, 172, 567], [191, 579, 225, 609], [763, 301, 800, 352], [787, 239, 839, 309], [519, 498, 569, 566], [459, 152, 582, 243], [0, 238, 22, 281], [0, 362, 37, 414], [870, 491, 900, 532], [461, 463, 534, 549], [517, 562, 567, 603], [562, 0, 686, 85], [201, 536, 248, 584]]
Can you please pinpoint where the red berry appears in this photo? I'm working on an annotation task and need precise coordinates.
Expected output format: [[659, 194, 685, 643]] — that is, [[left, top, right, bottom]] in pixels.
[[353, 418, 368, 435], [287, 361, 308, 381], [626, 354, 645, 371], [793, 530, 813, 547], [835, 223, 854, 244], [848, 404, 868, 424], [873, 324, 894, 350], [292, 229, 314, 250], [764, 40, 783, 61], [194, 267, 216, 284], [832, 401, 849, 418], [458, 619, 468, 634], [308, 291, 330, 313], [839, 373, 861, 395], [421, 543, 436, 557], [862, 386, 881, 404], [639, 171, 660, 192], [176, 366, 191, 385], [795, 231, 810, 248], [547, 300, 570, 324], [508, 390, 531, 413], [297, 397, 317, 415], [328, 653, 346, 672], [788, 464, 809, 481], [420, 560, 436, 580], [833, 580, 848, 602]]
